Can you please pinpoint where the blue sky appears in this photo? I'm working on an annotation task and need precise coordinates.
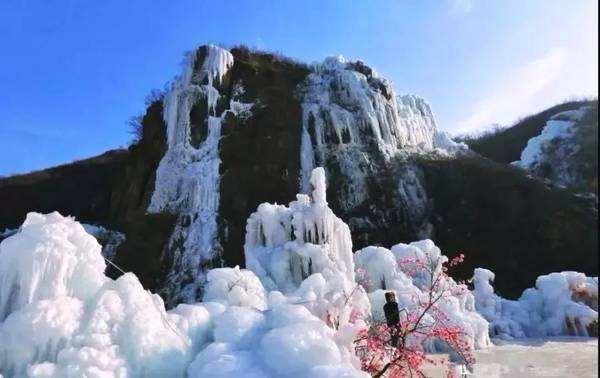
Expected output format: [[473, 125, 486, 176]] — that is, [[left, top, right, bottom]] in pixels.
[[1, 0, 597, 176]]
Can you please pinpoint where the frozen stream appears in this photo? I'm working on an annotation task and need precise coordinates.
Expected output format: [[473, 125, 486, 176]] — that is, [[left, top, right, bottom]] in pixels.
[[425, 337, 598, 377], [472, 337, 598, 377]]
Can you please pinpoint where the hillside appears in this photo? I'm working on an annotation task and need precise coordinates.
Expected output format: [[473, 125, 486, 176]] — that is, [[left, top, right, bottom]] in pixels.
[[462, 100, 598, 193]]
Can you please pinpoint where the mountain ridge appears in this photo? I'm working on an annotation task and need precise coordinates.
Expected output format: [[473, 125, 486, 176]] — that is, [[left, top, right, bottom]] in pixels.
[[0, 45, 596, 302]]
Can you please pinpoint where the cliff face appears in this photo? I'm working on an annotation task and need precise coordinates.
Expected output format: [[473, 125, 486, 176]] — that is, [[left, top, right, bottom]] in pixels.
[[0, 45, 596, 305]]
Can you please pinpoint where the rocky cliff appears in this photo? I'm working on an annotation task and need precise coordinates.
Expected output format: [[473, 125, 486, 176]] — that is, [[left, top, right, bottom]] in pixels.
[[0, 45, 596, 304]]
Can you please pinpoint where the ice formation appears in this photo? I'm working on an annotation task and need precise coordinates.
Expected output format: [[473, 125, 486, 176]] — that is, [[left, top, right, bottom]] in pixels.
[[473, 268, 598, 339], [354, 241, 491, 351], [6, 169, 596, 377], [396, 94, 437, 150], [512, 106, 592, 187], [0, 213, 194, 377], [0, 209, 370, 377], [244, 167, 371, 325], [189, 266, 369, 378], [0, 212, 106, 321], [147, 45, 252, 305], [144, 47, 466, 306], [297, 57, 465, 218]]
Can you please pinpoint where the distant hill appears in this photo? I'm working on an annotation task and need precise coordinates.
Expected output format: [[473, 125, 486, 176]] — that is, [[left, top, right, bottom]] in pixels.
[[461, 99, 598, 193]]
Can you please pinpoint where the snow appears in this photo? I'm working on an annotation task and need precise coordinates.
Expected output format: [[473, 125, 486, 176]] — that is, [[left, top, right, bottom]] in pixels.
[[473, 268, 598, 339]]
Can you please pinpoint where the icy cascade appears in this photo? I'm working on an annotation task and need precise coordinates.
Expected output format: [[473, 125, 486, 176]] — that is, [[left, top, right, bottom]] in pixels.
[[297, 58, 464, 212], [298, 57, 407, 196], [512, 106, 591, 187], [473, 268, 598, 339], [354, 241, 491, 350], [397, 94, 437, 149], [148, 45, 237, 305]]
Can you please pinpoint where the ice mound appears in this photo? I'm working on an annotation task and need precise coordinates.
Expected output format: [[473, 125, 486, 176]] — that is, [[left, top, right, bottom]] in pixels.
[[0, 213, 192, 377], [0, 212, 106, 321], [473, 268, 598, 339], [355, 241, 491, 350]]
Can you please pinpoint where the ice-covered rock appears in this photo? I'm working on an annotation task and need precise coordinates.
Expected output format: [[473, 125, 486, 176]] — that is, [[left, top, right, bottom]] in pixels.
[[298, 58, 442, 208], [473, 268, 598, 339]]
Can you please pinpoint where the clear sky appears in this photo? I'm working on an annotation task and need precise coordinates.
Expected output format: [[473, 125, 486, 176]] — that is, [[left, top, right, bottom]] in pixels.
[[1, 0, 597, 176]]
